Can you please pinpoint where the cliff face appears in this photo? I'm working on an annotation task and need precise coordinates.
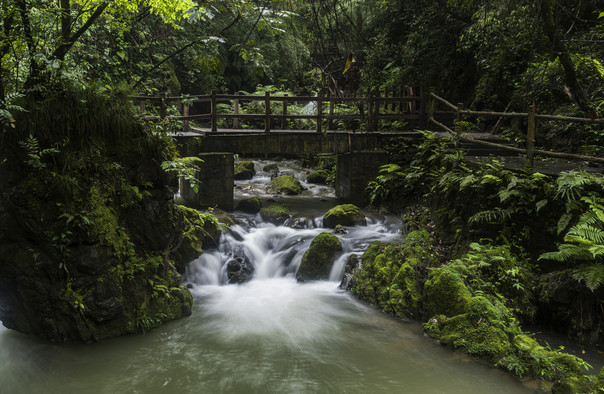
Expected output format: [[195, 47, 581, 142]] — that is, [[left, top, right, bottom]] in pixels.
[[0, 91, 193, 342]]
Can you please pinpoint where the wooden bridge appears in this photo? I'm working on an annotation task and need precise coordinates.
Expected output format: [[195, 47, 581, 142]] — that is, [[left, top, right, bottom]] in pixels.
[[134, 89, 602, 209], [133, 87, 425, 135]]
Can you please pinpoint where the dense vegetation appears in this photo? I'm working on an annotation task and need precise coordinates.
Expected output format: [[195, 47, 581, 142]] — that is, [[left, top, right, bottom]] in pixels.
[[0, 0, 602, 390]]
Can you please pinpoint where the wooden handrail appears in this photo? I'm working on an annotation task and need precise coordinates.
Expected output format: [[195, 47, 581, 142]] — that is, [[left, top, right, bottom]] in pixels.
[[134, 87, 425, 133], [428, 91, 604, 166]]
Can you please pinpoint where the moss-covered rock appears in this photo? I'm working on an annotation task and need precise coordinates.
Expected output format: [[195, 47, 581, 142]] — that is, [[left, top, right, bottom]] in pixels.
[[235, 197, 262, 214], [423, 267, 472, 318], [266, 175, 305, 195], [0, 88, 194, 342], [307, 169, 330, 185], [323, 204, 367, 228], [170, 206, 222, 273], [234, 161, 256, 180], [259, 204, 291, 225], [296, 232, 342, 281], [263, 163, 279, 177], [351, 237, 428, 319]]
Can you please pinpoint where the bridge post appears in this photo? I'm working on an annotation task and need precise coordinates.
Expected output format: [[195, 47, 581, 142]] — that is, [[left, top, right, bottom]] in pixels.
[[316, 94, 323, 134], [159, 93, 167, 120], [265, 91, 271, 133], [211, 90, 217, 132], [336, 150, 389, 206], [180, 152, 234, 210], [183, 103, 189, 133], [233, 92, 240, 129], [281, 94, 288, 130]]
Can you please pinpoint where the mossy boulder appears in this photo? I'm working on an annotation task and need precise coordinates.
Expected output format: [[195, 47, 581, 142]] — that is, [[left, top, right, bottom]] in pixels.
[[323, 204, 367, 228], [170, 206, 222, 273], [259, 204, 291, 225], [0, 89, 195, 342], [351, 241, 422, 318], [235, 197, 262, 214], [296, 232, 342, 281], [234, 161, 256, 180], [266, 175, 305, 195], [423, 267, 472, 318], [307, 169, 330, 185], [263, 163, 279, 177]]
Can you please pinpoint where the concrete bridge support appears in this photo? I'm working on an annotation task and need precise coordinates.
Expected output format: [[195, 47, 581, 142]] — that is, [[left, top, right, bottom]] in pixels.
[[181, 152, 234, 210], [336, 151, 389, 206]]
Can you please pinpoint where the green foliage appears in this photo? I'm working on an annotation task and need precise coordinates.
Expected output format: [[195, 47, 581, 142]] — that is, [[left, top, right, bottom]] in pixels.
[[540, 192, 604, 291], [18, 134, 60, 169], [161, 156, 203, 193], [0, 92, 26, 130]]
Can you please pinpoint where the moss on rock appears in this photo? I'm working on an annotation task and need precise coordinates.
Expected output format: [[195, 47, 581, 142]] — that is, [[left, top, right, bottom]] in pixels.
[[423, 267, 472, 318], [171, 206, 222, 273], [323, 204, 367, 228], [307, 169, 330, 185], [266, 175, 304, 195], [296, 232, 342, 281], [234, 161, 256, 180], [259, 204, 291, 225], [236, 197, 262, 214]]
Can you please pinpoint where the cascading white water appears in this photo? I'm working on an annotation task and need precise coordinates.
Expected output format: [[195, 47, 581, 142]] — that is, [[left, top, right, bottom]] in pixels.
[[0, 159, 537, 393]]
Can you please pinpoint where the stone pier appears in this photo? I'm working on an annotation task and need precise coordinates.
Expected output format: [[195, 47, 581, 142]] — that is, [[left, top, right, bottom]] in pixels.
[[181, 152, 234, 210], [336, 151, 389, 206]]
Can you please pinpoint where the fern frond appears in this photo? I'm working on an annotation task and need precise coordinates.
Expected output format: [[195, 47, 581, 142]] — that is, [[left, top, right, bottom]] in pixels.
[[468, 208, 511, 226], [572, 264, 604, 292], [539, 244, 594, 262], [565, 224, 604, 244], [556, 171, 593, 202]]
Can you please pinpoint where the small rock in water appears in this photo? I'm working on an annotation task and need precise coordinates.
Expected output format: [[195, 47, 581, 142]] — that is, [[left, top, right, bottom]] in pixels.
[[291, 217, 308, 229], [226, 251, 255, 284]]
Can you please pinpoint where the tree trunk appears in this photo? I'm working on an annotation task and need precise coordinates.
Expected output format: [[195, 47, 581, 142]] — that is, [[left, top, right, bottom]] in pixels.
[[539, 0, 596, 117]]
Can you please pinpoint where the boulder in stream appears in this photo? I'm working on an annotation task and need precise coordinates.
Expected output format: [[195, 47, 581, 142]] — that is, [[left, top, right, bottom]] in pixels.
[[170, 206, 222, 273], [322, 204, 367, 228], [226, 252, 255, 284], [260, 204, 291, 225], [266, 175, 305, 195], [262, 163, 280, 178], [296, 232, 342, 281], [234, 161, 256, 180], [236, 197, 262, 214], [306, 169, 330, 185]]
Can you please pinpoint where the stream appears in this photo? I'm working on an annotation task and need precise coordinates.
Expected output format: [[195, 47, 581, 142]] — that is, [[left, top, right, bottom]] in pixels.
[[0, 159, 537, 393]]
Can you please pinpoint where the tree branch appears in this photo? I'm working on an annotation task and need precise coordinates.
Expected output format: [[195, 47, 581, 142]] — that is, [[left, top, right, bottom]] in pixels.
[[52, 1, 109, 61], [132, 12, 242, 90]]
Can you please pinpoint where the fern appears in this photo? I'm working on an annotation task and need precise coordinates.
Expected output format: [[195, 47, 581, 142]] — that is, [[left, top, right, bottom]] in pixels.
[[571, 265, 604, 292], [540, 193, 604, 291]]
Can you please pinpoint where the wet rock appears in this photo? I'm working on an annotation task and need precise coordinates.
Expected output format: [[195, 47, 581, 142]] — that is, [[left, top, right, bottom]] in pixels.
[[234, 161, 256, 180], [322, 204, 367, 228], [236, 197, 262, 214], [296, 232, 342, 281], [307, 169, 330, 185], [291, 217, 309, 229], [171, 206, 222, 273], [339, 254, 360, 291], [260, 204, 291, 225], [226, 253, 255, 284], [334, 224, 348, 234], [266, 175, 305, 195], [262, 163, 279, 178]]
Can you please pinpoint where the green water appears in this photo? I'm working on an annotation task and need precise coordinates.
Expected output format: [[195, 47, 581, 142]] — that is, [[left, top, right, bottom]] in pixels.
[[1, 279, 535, 394]]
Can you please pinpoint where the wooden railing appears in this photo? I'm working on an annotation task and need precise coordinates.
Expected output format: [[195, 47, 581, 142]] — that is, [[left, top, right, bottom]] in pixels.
[[427, 89, 604, 168], [132, 88, 425, 134]]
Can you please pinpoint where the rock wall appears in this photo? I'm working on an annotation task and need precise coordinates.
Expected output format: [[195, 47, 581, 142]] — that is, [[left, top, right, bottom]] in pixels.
[[0, 112, 193, 342]]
